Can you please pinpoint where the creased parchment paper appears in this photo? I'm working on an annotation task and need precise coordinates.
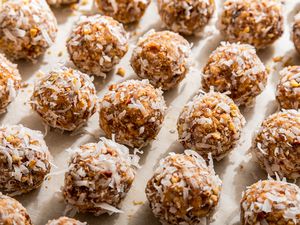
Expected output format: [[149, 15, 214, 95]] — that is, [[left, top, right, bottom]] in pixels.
[[1, 0, 300, 225]]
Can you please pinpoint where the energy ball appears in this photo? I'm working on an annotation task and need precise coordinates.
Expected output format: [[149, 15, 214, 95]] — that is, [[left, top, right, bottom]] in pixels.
[[31, 67, 98, 132], [0, 193, 32, 225], [0, 53, 21, 114], [99, 79, 166, 148], [0, 0, 57, 61], [157, 0, 215, 36], [219, 0, 284, 50], [241, 180, 300, 225], [177, 91, 245, 160], [276, 66, 300, 110], [0, 124, 51, 196], [251, 110, 300, 180], [67, 15, 128, 77], [46, 217, 86, 225], [95, 0, 150, 24], [63, 137, 139, 215], [202, 42, 268, 107], [145, 150, 222, 225], [131, 30, 191, 90], [47, 0, 79, 7], [293, 13, 300, 54]]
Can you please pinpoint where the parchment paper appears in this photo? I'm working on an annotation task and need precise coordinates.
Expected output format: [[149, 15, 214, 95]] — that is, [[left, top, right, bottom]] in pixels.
[[1, 0, 300, 224]]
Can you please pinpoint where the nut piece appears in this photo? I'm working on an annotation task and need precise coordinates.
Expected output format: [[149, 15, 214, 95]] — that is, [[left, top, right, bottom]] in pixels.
[[0, 0, 57, 61], [177, 91, 245, 160], [99, 79, 166, 148], [241, 180, 300, 225], [276, 66, 300, 110], [95, 0, 150, 24], [67, 15, 128, 77], [202, 42, 268, 107], [251, 110, 300, 180], [145, 150, 222, 225], [47, 0, 79, 6], [0, 53, 21, 114], [63, 138, 139, 215], [157, 0, 215, 35], [219, 0, 284, 49], [0, 124, 51, 196], [0, 193, 32, 225], [46, 217, 86, 225], [31, 67, 98, 131], [131, 30, 191, 90]]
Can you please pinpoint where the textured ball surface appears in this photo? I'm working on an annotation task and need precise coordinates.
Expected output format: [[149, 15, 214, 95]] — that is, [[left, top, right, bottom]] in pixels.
[[46, 217, 86, 225], [145, 150, 222, 225]]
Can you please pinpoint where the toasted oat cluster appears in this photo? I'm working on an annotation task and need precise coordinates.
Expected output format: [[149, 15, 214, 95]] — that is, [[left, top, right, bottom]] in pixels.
[[202, 42, 268, 107], [0, 54, 21, 114], [31, 67, 98, 131], [293, 13, 300, 54], [63, 138, 139, 215], [131, 30, 191, 90], [145, 150, 222, 225], [47, 0, 79, 6], [219, 0, 284, 49], [241, 180, 300, 225], [67, 15, 128, 77], [0, 0, 57, 61], [46, 217, 86, 225], [157, 0, 215, 35], [251, 110, 300, 180], [0, 193, 32, 225], [0, 124, 51, 196], [177, 91, 245, 160], [276, 66, 300, 110], [95, 0, 150, 24], [99, 79, 166, 148]]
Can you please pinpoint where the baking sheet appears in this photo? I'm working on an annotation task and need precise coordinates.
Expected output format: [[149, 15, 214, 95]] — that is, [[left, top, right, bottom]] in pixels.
[[1, 0, 300, 224]]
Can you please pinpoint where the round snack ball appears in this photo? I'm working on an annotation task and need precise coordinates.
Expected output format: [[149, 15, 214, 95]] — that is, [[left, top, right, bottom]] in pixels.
[[67, 15, 128, 77], [31, 67, 98, 131], [99, 79, 166, 148], [276, 66, 300, 110], [63, 137, 139, 215], [131, 30, 191, 90], [241, 180, 300, 225], [145, 150, 222, 225], [252, 110, 300, 180], [219, 0, 284, 49], [0, 193, 32, 225], [0, 0, 57, 61], [177, 91, 245, 160], [0, 124, 51, 196], [293, 13, 300, 54], [46, 217, 86, 225], [47, 0, 79, 7], [0, 53, 21, 114], [95, 0, 150, 24], [157, 0, 215, 36], [202, 42, 268, 107]]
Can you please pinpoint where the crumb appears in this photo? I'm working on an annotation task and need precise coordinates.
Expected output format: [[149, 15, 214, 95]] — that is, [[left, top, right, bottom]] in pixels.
[[169, 129, 175, 134], [273, 56, 283, 62], [21, 82, 29, 89], [81, 0, 88, 5], [117, 67, 126, 77], [58, 51, 63, 57], [239, 164, 244, 170], [133, 200, 144, 205]]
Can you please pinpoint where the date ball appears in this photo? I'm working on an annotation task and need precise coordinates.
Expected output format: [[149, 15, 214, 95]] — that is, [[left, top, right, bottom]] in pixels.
[[95, 0, 150, 24], [251, 110, 300, 180], [0, 53, 21, 114], [0, 124, 51, 196], [47, 0, 79, 7], [46, 217, 86, 225], [0, 0, 57, 61], [202, 42, 268, 107], [63, 137, 139, 215], [276, 66, 300, 110], [31, 67, 98, 132], [219, 0, 284, 49], [146, 150, 222, 225], [0, 193, 32, 225], [99, 79, 166, 148], [131, 30, 191, 90], [67, 15, 128, 77], [157, 0, 215, 36], [292, 13, 300, 54], [177, 91, 245, 160], [241, 180, 300, 225]]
